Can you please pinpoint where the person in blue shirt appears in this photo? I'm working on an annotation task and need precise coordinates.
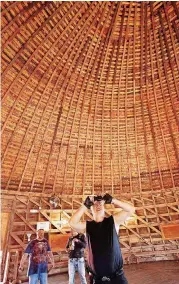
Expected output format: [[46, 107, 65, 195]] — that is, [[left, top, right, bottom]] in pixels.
[[19, 229, 54, 284]]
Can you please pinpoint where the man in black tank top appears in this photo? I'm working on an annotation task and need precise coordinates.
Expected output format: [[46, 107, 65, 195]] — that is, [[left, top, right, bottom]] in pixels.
[[69, 194, 135, 284]]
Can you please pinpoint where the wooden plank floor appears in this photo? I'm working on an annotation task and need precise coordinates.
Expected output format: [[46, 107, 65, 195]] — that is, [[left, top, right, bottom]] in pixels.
[[25, 261, 179, 284]]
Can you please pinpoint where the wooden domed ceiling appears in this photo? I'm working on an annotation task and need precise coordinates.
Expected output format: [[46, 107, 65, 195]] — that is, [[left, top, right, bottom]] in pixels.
[[1, 1, 179, 197]]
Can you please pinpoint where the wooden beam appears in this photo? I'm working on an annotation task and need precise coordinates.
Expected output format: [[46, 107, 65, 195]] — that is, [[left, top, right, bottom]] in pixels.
[[119, 240, 131, 250], [123, 224, 151, 245], [40, 210, 66, 234], [133, 249, 179, 257], [135, 214, 162, 235], [15, 212, 36, 233], [167, 204, 179, 214], [10, 232, 26, 249], [16, 196, 28, 206], [12, 251, 19, 283], [29, 197, 41, 207], [2, 187, 179, 198], [41, 198, 51, 208], [62, 211, 71, 219]]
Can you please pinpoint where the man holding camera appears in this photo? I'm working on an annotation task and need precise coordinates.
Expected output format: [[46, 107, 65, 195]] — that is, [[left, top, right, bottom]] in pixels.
[[66, 230, 87, 284], [69, 194, 135, 284]]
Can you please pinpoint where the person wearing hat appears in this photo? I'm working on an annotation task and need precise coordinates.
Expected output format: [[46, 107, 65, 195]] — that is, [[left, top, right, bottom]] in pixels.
[[19, 228, 54, 284], [69, 194, 135, 284]]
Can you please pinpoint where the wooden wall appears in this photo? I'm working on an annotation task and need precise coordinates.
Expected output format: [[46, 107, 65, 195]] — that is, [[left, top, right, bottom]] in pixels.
[[1, 189, 179, 282], [1, 212, 10, 250]]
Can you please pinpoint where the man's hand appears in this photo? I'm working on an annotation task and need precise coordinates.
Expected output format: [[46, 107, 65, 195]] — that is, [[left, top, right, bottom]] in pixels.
[[48, 263, 55, 272], [73, 238, 79, 243], [103, 193, 113, 204], [84, 196, 94, 209]]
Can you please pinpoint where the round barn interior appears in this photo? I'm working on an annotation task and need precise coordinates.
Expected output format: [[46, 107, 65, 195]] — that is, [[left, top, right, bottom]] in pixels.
[[1, 1, 179, 283]]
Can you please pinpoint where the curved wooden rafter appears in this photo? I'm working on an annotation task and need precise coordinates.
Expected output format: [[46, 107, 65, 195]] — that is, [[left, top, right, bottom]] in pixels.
[[2, 2, 47, 49], [1, 2, 66, 77], [2, 1, 179, 195], [2, 2, 83, 124], [3, 2, 101, 192]]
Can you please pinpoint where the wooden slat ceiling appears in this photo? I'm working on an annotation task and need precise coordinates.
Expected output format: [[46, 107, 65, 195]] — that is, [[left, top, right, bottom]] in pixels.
[[1, 1, 179, 196]]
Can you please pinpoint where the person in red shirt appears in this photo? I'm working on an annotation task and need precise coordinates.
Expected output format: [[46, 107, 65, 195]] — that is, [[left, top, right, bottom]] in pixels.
[[19, 229, 54, 284]]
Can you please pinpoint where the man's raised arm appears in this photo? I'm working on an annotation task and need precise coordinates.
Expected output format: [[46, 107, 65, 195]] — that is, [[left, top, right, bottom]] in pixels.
[[103, 194, 135, 226], [69, 205, 86, 233], [112, 198, 135, 226], [69, 197, 93, 233], [19, 253, 28, 272]]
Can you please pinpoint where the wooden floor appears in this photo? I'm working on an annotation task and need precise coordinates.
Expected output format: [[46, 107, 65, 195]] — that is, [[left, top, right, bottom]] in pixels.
[[45, 261, 179, 284]]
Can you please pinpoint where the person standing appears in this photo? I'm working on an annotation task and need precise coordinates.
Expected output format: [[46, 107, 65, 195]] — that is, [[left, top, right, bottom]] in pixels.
[[66, 230, 87, 284], [69, 194, 135, 284], [19, 229, 54, 284]]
